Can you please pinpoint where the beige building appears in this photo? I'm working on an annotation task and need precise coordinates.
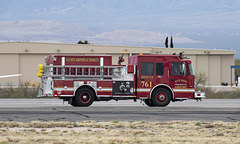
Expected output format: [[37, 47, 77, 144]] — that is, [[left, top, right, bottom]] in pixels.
[[0, 42, 235, 86]]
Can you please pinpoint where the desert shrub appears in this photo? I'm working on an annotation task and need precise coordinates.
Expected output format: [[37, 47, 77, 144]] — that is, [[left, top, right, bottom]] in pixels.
[[195, 72, 207, 91], [200, 87, 240, 99], [207, 89, 240, 99], [0, 82, 39, 98]]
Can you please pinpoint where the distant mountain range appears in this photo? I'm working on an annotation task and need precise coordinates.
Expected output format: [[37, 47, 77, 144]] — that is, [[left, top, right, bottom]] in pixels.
[[0, 20, 201, 46], [0, 0, 239, 57]]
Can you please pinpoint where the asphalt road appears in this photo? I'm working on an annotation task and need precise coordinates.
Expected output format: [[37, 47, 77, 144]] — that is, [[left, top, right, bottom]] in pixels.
[[0, 99, 239, 122]]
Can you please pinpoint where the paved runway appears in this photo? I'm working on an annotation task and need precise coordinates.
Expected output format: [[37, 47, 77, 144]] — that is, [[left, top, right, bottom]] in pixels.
[[0, 99, 239, 122]]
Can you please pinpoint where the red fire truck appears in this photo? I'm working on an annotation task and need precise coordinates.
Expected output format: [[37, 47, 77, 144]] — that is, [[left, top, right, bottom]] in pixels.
[[38, 54, 205, 107]]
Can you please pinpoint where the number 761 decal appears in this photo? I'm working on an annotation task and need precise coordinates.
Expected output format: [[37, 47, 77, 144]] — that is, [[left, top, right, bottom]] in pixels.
[[141, 81, 152, 88]]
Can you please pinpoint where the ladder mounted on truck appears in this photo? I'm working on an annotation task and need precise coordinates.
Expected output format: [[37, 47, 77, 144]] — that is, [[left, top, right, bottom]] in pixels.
[[39, 65, 126, 80]]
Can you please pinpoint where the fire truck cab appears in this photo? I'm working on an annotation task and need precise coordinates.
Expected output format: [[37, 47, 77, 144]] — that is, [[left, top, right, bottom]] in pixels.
[[38, 54, 204, 107]]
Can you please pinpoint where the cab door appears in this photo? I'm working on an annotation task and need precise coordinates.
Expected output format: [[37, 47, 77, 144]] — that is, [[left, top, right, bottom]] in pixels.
[[137, 56, 154, 98], [169, 62, 190, 98], [154, 57, 169, 88]]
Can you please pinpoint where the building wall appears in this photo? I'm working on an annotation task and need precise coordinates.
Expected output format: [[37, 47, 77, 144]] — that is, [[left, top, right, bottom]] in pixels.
[[221, 55, 235, 84], [209, 55, 221, 85], [0, 54, 20, 85], [196, 55, 209, 78]]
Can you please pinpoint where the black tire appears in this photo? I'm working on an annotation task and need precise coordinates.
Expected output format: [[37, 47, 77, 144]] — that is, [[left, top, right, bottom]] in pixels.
[[70, 100, 79, 107], [144, 99, 156, 107], [73, 88, 94, 107], [152, 88, 171, 107]]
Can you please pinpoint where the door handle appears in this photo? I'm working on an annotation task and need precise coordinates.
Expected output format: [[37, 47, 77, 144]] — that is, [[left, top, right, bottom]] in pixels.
[[170, 79, 175, 81], [140, 79, 144, 81]]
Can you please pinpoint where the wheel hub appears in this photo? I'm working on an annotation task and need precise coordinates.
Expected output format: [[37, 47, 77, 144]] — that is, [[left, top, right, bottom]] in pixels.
[[159, 94, 165, 101], [157, 93, 166, 102], [80, 93, 90, 103], [82, 95, 87, 99]]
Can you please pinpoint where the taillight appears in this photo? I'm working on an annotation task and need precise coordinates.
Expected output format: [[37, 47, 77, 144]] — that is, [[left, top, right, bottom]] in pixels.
[[197, 93, 201, 96]]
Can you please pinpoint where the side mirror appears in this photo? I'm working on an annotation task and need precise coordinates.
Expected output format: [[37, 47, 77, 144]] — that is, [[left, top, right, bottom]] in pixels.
[[181, 63, 186, 76]]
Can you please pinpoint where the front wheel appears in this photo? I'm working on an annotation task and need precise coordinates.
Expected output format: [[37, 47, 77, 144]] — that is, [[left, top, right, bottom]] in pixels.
[[73, 88, 94, 107], [144, 99, 156, 107], [152, 88, 171, 107]]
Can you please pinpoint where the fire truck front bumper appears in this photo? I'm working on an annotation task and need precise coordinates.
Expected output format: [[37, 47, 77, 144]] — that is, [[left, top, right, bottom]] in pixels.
[[194, 90, 205, 99]]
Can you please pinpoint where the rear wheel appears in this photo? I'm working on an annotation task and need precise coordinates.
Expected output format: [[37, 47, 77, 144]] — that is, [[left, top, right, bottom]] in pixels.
[[70, 100, 79, 107], [73, 88, 94, 107], [152, 88, 171, 107], [144, 99, 156, 107]]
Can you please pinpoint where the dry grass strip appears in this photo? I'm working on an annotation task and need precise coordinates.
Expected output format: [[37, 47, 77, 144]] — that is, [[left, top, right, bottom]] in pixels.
[[0, 121, 239, 144]]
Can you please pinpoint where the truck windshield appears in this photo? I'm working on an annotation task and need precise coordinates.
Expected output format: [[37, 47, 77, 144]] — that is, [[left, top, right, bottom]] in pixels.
[[189, 63, 194, 75]]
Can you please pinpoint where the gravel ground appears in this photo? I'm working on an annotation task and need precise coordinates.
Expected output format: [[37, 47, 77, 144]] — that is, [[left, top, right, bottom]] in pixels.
[[0, 121, 239, 144]]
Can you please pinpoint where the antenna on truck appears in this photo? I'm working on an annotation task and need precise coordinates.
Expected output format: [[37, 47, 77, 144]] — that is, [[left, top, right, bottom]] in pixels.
[[179, 52, 183, 59]]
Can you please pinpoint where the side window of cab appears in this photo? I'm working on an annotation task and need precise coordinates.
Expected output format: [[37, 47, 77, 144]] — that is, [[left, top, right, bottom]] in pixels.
[[141, 62, 154, 75], [156, 63, 164, 75]]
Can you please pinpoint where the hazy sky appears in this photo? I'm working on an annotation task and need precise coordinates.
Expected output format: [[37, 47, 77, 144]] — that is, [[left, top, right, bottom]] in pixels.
[[0, 0, 239, 57]]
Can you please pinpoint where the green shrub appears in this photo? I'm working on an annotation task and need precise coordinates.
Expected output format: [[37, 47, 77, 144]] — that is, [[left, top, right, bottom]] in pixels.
[[195, 122, 201, 126]]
